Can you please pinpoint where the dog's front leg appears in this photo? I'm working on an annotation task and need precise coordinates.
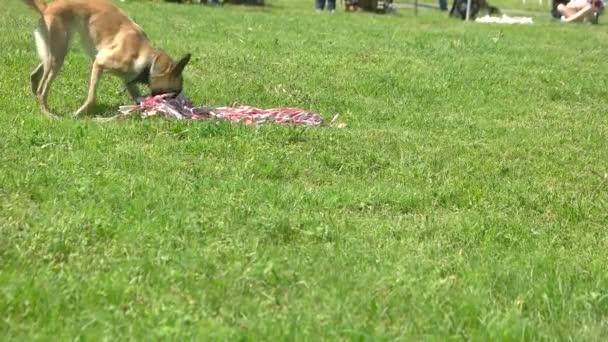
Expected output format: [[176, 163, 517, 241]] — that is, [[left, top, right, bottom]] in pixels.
[[74, 61, 103, 117], [125, 83, 142, 103]]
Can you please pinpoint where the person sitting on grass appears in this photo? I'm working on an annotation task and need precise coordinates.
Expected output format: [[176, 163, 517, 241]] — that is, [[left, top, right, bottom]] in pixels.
[[557, 0, 604, 23]]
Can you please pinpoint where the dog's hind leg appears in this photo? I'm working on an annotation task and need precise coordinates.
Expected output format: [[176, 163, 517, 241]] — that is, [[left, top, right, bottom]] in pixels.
[[30, 63, 44, 96], [32, 22, 48, 97], [36, 20, 69, 118]]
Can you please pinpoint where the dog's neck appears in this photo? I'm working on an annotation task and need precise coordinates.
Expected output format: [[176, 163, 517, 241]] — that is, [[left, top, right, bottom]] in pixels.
[[128, 62, 152, 86], [127, 49, 160, 86]]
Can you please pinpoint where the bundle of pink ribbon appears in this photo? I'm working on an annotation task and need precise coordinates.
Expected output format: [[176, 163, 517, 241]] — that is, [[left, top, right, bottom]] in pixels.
[[116, 94, 341, 127]]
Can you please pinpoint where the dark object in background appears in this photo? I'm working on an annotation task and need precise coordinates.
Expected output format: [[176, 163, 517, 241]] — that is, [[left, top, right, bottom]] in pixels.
[[223, 0, 264, 4], [449, 0, 499, 19], [345, 0, 393, 13], [317, 0, 337, 11], [345, 0, 361, 11], [439, 0, 448, 10], [551, 0, 569, 18]]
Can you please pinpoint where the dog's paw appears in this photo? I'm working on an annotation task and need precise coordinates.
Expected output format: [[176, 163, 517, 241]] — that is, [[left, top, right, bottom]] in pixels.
[[40, 107, 60, 120], [73, 104, 92, 118]]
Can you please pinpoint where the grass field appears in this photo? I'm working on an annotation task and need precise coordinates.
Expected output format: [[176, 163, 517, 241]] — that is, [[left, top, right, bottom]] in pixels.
[[1, 0, 608, 339]]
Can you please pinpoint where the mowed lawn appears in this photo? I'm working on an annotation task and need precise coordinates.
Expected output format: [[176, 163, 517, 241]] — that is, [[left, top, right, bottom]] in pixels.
[[1, 0, 608, 339]]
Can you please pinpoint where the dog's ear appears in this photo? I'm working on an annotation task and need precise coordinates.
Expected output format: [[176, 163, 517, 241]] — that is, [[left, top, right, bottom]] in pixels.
[[150, 53, 173, 76], [173, 53, 191, 75]]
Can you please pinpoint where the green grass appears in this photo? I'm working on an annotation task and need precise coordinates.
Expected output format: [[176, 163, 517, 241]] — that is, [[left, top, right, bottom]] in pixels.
[[1, 0, 608, 339]]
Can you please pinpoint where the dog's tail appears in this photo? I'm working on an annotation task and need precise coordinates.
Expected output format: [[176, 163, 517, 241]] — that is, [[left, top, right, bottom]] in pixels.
[[22, 0, 47, 15]]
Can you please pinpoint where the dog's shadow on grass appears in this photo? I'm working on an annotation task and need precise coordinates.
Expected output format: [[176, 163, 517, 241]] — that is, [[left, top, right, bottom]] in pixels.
[[81, 103, 121, 119]]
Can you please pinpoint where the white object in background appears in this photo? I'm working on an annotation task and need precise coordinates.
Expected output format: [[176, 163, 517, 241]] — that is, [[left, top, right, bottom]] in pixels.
[[475, 14, 534, 24]]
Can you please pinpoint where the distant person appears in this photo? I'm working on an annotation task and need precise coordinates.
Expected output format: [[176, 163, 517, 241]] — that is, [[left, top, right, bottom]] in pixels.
[[557, 0, 604, 22], [316, 0, 336, 12]]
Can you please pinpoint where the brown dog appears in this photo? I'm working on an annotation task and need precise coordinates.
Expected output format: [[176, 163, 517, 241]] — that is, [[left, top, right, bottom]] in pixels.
[[23, 0, 191, 118]]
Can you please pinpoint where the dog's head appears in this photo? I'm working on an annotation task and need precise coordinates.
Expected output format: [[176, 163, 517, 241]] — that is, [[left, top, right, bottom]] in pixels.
[[149, 51, 191, 97]]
